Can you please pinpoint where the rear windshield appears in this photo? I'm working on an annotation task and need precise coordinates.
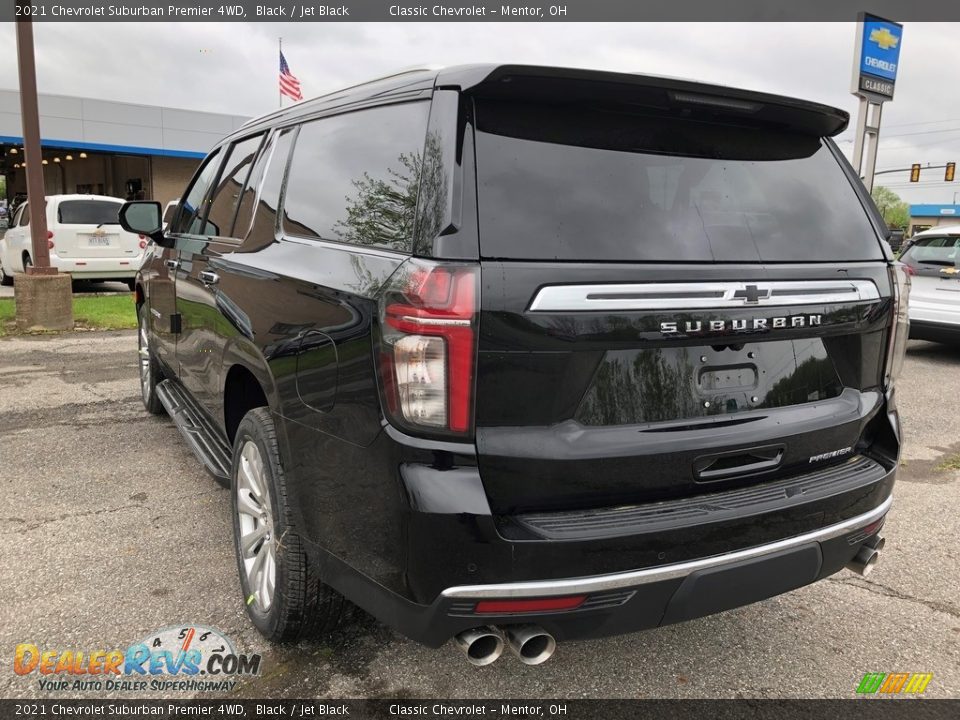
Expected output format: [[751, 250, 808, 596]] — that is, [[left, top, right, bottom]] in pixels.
[[901, 236, 960, 268], [58, 200, 121, 225], [474, 101, 883, 262]]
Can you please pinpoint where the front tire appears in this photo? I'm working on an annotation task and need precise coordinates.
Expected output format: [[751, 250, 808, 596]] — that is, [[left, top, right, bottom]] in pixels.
[[0, 263, 11, 286], [231, 407, 348, 642], [137, 305, 164, 415]]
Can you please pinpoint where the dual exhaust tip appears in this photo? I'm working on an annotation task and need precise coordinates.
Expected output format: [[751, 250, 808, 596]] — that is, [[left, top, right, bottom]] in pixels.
[[459, 533, 888, 666], [455, 625, 556, 667], [847, 535, 885, 577]]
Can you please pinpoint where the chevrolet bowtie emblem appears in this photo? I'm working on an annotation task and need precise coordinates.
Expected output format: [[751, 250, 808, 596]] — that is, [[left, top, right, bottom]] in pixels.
[[869, 27, 900, 51], [733, 284, 771, 304]]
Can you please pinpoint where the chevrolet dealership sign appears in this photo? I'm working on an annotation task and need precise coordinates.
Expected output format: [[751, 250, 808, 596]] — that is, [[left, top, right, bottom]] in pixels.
[[851, 13, 903, 101]]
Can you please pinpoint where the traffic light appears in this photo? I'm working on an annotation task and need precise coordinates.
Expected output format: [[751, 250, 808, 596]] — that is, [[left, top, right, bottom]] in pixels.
[[910, 164, 921, 182], [947, 162, 956, 182]]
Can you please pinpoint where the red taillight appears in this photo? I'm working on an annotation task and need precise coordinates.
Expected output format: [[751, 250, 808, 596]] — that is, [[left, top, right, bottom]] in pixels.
[[885, 263, 911, 388], [902, 264, 916, 276], [47, 230, 54, 240], [48, 240, 54, 249], [474, 596, 587, 614], [379, 260, 478, 435], [139, 239, 147, 250]]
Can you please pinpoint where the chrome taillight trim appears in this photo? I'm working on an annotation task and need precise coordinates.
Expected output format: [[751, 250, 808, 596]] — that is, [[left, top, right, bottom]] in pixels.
[[528, 280, 881, 312]]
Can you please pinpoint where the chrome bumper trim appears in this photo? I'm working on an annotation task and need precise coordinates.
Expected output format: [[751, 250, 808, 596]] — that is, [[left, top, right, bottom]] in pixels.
[[441, 495, 893, 599]]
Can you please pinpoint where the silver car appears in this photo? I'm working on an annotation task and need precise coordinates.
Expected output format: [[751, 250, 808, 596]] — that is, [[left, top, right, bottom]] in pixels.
[[901, 224, 960, 344]]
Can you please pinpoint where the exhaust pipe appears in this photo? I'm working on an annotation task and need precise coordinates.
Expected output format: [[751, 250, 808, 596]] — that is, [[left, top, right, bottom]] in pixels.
[[505, 625, 556, 665], [865, 534, 886, 552], [454, 626, 505, 666], [847, 542, 882, 577]]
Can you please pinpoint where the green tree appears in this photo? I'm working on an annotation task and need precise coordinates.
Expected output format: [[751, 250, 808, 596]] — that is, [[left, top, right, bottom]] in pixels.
[[871, 186, 910, 229]]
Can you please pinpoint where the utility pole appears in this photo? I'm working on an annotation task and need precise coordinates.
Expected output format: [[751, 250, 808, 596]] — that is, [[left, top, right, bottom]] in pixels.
[[15, 16, 53, 274], [14, 8, 72, 330]]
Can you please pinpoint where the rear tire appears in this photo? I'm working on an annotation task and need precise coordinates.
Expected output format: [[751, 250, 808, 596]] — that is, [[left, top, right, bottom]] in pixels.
[[126, 279, 136, 292], [231, 407, 348, 642], [22, 254, 32, 273], [0, 263, 11, 286], [137, 305, 165, 415]]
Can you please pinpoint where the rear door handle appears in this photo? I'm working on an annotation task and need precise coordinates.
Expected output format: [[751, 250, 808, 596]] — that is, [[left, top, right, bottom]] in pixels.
[[693, 445, 785, 482], [165, 259, 180, 271], [199, 271, 220, 286]]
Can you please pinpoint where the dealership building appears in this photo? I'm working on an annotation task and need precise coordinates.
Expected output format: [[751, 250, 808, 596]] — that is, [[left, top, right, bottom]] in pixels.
[[908, 204, 960, 235], [1, 89, 248, 208]]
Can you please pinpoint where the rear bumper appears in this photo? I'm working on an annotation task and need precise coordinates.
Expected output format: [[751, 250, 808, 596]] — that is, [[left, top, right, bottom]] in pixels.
[[323, 493, 891, 648], [909, 318, 960, 344], [50, 253, 143, 279]]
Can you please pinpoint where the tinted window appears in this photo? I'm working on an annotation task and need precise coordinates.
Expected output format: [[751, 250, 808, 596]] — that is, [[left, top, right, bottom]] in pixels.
[[173, 148, 222, 235], [57, 200, 120, 225], [475, 101, 884, 262], [19, 204, 29, 226], [232, 133, 275, 241], [901, 236, 960, 268], [282, 102, 430, 251], [206, 133, 265, 238], [162, 203, 177, 226], [238, 129, 295, 253]]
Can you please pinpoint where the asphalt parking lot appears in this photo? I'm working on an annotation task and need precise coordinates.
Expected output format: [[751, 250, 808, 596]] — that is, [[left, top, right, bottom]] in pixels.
[[0, 331, 957, 699]]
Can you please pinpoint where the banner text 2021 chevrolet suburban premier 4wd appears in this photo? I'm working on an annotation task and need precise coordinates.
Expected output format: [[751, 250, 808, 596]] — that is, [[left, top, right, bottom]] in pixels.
[[120, 65, 909, 667]]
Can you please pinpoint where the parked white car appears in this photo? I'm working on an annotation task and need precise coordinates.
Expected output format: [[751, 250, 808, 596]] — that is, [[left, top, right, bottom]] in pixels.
[[0, 194, 146, 288], [901, 224, 960, 344]]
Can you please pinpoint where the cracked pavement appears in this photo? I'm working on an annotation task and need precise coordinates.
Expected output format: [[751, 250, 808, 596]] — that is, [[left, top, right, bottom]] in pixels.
[[0, 331, 957, 699]]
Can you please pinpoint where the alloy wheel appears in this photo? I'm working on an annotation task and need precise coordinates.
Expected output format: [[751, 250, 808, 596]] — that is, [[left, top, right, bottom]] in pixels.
[[137, 315, 151, 405], [236, 440, 277, 612]]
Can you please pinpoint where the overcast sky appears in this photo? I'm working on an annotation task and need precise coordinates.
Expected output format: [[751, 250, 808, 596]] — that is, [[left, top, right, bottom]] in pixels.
[[1, 21, 957, 204]]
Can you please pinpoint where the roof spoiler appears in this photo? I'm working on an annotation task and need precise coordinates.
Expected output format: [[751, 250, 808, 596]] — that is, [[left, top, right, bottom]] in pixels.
[[445, 65, 849, 137]]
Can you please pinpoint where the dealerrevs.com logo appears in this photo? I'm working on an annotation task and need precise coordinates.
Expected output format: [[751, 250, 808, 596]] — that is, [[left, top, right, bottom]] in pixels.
[[14, 625, 262, 693]]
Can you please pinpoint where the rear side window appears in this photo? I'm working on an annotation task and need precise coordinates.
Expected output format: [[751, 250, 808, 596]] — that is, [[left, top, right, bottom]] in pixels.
[[474, 101, 884, 263], [282, 101, 430, 252], [18, 205, 29, 226], [57, 200, 120, 225], [901, 236, 960, 268]]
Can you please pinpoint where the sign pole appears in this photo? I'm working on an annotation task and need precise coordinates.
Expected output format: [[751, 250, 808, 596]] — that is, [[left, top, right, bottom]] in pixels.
[[849, 13, 902, 196], [15, 15, 54, 275]]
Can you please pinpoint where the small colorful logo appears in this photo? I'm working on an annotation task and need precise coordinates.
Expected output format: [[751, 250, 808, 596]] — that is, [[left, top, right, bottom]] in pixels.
[[13, 624, 261, 693], [856, 672, 933, 695], [869, 26, 900, 51]]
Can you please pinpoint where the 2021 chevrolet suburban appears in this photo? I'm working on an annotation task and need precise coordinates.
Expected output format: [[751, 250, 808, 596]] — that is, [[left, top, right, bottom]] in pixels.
[[121, 65, 908, 666]]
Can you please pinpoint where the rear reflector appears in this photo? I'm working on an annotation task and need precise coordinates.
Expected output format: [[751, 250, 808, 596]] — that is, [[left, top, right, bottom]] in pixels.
[[474, 596, 587, 614]]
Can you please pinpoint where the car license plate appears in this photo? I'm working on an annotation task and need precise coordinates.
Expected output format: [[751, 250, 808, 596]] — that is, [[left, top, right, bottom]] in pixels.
[[88, 236, 111, 246]]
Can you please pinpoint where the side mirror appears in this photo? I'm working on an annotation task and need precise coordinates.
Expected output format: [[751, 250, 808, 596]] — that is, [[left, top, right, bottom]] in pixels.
[[119, 201, 171, 247]]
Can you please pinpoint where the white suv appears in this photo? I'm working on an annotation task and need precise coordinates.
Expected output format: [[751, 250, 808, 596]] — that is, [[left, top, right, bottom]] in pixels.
[[900, 224, 960, 344], [0, 194, 146, 288]]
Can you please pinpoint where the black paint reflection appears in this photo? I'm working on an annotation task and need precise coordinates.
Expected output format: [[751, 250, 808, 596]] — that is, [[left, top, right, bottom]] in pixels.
[[577, 340, 843, 425]]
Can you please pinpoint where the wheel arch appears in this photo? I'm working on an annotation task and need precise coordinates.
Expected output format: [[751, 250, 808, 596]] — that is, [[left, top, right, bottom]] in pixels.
[[221, 339, 283, 446]]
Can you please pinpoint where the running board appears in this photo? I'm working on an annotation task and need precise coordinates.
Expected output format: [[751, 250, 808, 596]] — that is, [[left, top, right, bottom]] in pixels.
[[156, 379, 232, 485]]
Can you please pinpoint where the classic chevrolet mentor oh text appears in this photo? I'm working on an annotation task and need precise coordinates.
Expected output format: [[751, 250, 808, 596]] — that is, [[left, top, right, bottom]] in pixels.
[[120, 65, 908, 666]]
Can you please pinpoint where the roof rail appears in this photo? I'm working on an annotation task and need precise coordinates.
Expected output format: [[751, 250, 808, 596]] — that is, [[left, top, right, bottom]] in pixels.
[[238, 65, 443, 129]]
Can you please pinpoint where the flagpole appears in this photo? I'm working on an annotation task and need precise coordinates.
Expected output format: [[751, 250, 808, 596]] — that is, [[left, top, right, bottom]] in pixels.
[[278, 37, 282, 109]]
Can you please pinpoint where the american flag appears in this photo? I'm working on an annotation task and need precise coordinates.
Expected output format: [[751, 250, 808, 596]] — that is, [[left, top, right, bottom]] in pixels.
[[279, 51, 303, 102]]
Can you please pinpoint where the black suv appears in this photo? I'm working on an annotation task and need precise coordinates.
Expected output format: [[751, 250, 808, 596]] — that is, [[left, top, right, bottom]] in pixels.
[[121, 65, 908, 666]]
